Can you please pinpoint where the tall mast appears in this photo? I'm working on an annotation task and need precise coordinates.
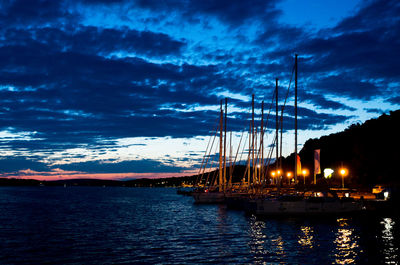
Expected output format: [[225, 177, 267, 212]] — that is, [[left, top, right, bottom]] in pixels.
[[219, 100, 223, 192], [228, 131, 233, 188], [294, 54, 298, 184], [254, 126, 258, 184], [223, 98, 227, 192], [251, 94, 255, 187], [276, 78, 279, 175], [280, 106, 283, 171], [247, 100, 251, 187], [261, 100, 264, 185]]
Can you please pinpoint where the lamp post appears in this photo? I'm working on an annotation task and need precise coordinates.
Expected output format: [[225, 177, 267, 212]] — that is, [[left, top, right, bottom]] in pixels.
[[277, 169, 281, 186], [287, 172, 292, 185], [339, 168, 347, 189], [302, 169, 308, 185], [271, 171, 276, 185]]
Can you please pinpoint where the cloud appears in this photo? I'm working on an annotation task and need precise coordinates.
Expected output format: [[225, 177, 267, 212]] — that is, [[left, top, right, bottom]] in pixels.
[[0, 155, 189, 177], [300, 91, 356, 111], [309, 74, 381, 100], [388, 96, 400, 105], [1, 26, 186, 61], [1, 0, 399, 177], [55, 159, 187, 173], [0, 0, 67, 27], [0, 157, 50, 173], [134, 0, 281, 26], [364, 108, 386, 114], [278, 106, 353, 131]]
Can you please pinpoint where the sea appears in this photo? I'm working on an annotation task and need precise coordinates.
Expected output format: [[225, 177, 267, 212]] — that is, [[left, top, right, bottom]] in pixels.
[[0, 187, 398, 265]]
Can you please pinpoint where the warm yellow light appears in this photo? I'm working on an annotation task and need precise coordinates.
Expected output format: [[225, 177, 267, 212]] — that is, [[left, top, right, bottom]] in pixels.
[[271, 171, 276, 177], [277, 170, 281, 175], [339, 168, 348, 188], [324, 168, 334, 179], [287, 172, 292, 178], [302, 169, 309, 176]]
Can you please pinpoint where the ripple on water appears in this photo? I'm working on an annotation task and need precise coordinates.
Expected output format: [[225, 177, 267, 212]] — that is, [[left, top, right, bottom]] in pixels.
[[0, 187, 398, 264]]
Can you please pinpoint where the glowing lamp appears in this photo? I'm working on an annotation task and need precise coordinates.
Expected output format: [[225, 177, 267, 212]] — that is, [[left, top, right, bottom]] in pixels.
[[339, 167, 348, 188], [384, 191, 389, 200], [324, 168, 334, 179], [301, 168, 308, 185]]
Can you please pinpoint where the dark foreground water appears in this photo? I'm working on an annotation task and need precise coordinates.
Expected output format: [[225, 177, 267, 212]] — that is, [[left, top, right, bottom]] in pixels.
[[0, 187, 399, 264]]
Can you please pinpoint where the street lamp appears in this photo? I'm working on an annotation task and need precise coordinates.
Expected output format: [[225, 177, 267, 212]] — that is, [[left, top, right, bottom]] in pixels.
[[302, 169, 309, 185], [271, 171, 276, 185], [287, 172, 292, 185], [339, 168, 348, 188], [276, 169, 282, 185]]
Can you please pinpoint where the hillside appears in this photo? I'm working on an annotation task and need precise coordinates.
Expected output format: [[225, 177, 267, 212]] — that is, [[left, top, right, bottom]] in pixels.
[[297, 110, 400, 185]]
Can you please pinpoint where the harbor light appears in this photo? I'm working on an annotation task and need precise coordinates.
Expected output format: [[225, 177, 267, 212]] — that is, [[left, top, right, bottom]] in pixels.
[[271, 171, 276, 185], [324, 168, 334, 179], [302, 169, 309, 185], [339, 168, 348, 188], [384, 191, 390, 200], [287, 172, 292, 185]]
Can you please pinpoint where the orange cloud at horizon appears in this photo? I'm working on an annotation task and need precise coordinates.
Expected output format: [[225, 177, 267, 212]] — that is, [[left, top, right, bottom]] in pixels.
[[1, 168, 198, 181]]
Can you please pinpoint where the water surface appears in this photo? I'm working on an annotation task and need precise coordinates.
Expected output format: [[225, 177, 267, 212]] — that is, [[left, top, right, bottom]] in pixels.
[[0, 187, 398, 264]]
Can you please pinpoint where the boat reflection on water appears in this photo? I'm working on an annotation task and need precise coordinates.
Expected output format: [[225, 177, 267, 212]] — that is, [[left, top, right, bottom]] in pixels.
[[333, 218, 360, 264]]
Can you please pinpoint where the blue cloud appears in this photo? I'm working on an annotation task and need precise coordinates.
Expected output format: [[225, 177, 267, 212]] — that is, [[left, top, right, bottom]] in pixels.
[[0, 0, 399, 175]]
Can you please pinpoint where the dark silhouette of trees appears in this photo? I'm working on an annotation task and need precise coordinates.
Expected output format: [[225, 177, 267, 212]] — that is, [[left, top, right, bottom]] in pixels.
[[298, 110, 400, 186]]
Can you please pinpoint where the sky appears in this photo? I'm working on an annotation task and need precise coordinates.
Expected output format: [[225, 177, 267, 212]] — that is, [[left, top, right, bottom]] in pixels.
[[0, 0, 399, 181]]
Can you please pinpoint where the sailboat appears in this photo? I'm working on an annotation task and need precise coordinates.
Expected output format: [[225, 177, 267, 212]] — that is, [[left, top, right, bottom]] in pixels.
[[192, 99, 227, 203], [248, 54, 366, 216]]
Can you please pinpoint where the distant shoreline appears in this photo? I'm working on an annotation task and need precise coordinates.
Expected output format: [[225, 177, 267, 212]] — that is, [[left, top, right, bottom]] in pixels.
[[0, 176, 196, 188]]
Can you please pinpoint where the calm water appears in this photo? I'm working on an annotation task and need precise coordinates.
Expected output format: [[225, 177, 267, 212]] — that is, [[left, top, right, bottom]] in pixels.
[[0, 187, 398, 264]]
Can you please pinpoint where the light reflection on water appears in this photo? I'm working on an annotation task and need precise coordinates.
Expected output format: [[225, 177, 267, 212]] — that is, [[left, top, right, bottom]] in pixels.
[[381, 217, 398, 264], [298, 226, 314, 248], [0, 187, 399, 264], [333, 218, 361, 264]]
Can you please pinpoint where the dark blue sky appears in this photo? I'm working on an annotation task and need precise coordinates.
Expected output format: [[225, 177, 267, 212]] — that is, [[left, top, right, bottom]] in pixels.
[[0, 0, 399, 179]]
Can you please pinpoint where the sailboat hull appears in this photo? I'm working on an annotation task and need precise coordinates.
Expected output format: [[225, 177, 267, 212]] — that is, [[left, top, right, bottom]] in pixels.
[[250, 198, 364, 216], [192, 191, 225, 204]]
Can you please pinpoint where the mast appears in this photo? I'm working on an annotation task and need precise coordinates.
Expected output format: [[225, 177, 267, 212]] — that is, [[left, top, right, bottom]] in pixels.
[[294, 54, 298, 184], [251, 94, 255, 187], [254, 126, 258, 184], [275, 78, 279, 175], [280, 106, 283, 172], [228, 131, 233, 188], [261, 100, 264, 185], [223, 98, 227, 192], [219, 100, 223, 192]]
